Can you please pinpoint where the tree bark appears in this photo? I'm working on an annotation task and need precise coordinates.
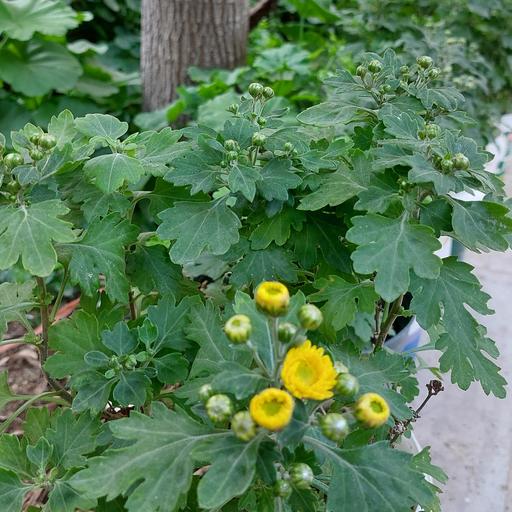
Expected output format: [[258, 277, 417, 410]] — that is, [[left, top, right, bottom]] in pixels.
[[141, 0, 250, 111]]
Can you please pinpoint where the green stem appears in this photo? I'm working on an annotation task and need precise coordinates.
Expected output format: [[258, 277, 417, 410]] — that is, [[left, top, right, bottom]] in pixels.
[[0, 35, 8, 52], [49, 267, 69, 323], [375, 294, 404, 350], [0, 338, 28, 347], [247, 341, 271, 379], [270, 317, 281, 382]]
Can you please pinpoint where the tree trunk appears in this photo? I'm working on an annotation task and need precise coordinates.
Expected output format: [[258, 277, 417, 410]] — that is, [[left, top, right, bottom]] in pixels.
[[141, 0, 250, 111]]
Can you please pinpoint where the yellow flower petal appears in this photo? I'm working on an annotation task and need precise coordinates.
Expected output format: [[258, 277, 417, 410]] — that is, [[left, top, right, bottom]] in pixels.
[[354, 392, 390, 428], [249, 388, 294, 431], [281, 340, 338, 400], [254, 281, 290, 316]]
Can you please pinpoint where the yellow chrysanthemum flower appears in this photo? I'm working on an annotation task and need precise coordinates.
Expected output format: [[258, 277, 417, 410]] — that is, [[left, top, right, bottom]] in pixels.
[[281, 340, 338, 400], [254, 281, 290, 316], [249, 388, 294, 431], [354, 392, 390, 428]]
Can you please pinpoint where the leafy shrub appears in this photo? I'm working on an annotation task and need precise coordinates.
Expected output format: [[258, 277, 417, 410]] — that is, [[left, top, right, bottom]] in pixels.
[[0, 49, 510, 510]]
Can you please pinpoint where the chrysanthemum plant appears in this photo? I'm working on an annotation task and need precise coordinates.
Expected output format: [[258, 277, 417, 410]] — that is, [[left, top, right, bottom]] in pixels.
[[0, 49, 510, 511]]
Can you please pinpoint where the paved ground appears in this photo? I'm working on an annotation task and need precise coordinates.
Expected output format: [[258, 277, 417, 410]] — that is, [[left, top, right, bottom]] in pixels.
[[414, 173, 512, 511]]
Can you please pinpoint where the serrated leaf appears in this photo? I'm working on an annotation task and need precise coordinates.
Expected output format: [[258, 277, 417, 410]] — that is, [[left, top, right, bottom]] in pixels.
[[196, 436, 261, 509], [84, 153, 145, 193], [250, 208, 304, 250], [222, 118, 257, 149], [65, 214, 137, 303], [75, 114, 128, 141], [0, 0, 79, 40], [346, 214, 442, 301], [0, 281, 35, 338], [138, 128, 182, 175], [407, 154, 464, 195], [113, 371, 149, 407], [101, 322, 137, 356], [0, 435, 32, 478], [0, 469, 31, 512], [355, 171, 401, 213], [157, 199, 241, 264], [228, 164, 262, 201], [415, 87, 465, 111], [380, 109, 423, 139], [71, 372, 114, 414], [153, 354, 188, 385], [211, 362, 269, 399], [70, 403, 224, 512], [451, 200, 512, 252], [0, 200, 75, 277], [256, 159, 301, 201], [297, 103, 359, 126], [166, 151, 219, 194], [310, 276, 378, 331], [71, 184, 131, 223], [46, 479, 97, 512], [298, 164, 366, 211], [0, 40, 81, 96], [26, 437, 52, 470], [48, 109, 76, 148]]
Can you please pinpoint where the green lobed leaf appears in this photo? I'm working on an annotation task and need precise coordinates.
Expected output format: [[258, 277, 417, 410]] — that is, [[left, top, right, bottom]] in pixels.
[[0, 469, 31, 512], [0, 281, 35, 338], [101, 322, 137, 356], [75, 114, 128, 141], [256, 159, 302, 201], [249, 207, 305, 250], [228, 164, 262, 201]]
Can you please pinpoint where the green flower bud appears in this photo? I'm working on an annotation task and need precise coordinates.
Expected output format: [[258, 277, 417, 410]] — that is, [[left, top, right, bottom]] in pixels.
[[368, 59, 382, 73], [335, 373, 359, 397], [274, 479, 292, 498], [399, 65, 409, 75], [425, 123, 440, 138], [319, 413, 350, 442], [262, 86, 275, 99], [224, 314, 252, 344], [298, 304, 323, 330], [428, 67, 441, 79], [226, 150, 239, 162], [29, 148, 44, 161], [418, 129, 427, 140], [417, 55, 433, 69], [257, 116, 267, 127], [252, 133, 266, 147], [248, 82, 264, 98], [289, 463, 314, 489], [4, 153, 24, 169], [227, 103, 239, 114], [283, 142, 294, 153], [231, 411, 257, 441], [29, 134, 41, 145], [206, 394, 233, 423], [452, 152, 470, 170], [334, 361, 349, 375], [224, 139, 238, 151], [441, 157, 454, 172], [198, 383, 214, 403], [278, 322, 298, 343], [220, 160, 228, 168], [38, 133, 57, 150], [356, 65, 367, 78], [6, 180, 20, 194]]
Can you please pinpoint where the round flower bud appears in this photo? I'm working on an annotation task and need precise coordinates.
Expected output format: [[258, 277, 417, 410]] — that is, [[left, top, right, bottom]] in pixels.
[[425, 123, 440, 138], [418, 129, 427, 140], [257, 116, 267, 127], [335, 373, 359, 397], [319, 413, 350, 442], [368, 59, 382, 73], [355, 65, 367, 77], [262, 86, 274, 99], [206, 394, 233, 424], [29, 134, 41, 145], [38, 133, 57, 150], [278, 322, 298, 343], [224, 314, 252, 344], [29, 148, 44, 161], [274, 479, 292, 498], [399, 65, 409, 75], [354, 392, 390, 428], [255, 281, 290, 316], [224, 139, 238, 151], [452, 152, 470, 170], [4, 153, 24, 169], [227, 103, 239, 114], [231, 411, 257, 441], [298, 304, 323, 330], [428, 67, 441, 79], [248, 82, 264, 98], [283, 142, 294, 153], [198, 383, 214, 403], [289, 463, 314, 489], [441, 157, 454, 172], [417, 55, 433, 69], [252, 133, 266, 147], [226, 150, 238, 162]]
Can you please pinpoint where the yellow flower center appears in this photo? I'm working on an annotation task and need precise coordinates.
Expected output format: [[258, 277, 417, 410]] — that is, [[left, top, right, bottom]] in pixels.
[[295, 360, 317, 386], [262, 399, 283, 416], [249, 388, 294, 431], [370, 399, 384, 413]]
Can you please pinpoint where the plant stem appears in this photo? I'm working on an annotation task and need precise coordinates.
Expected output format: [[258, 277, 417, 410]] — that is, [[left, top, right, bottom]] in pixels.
[[128, 290, 137, 320], [0, 338, 28, 347], [247, 341, 271, 379], [375, 294, 404, 349], [49, 266, 69, 323], [36, 277, 73, 403]]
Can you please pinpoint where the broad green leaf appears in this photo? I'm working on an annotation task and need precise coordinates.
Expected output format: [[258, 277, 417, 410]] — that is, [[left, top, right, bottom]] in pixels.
[[298, 165, 366, 211], [84, 153, 145, 193], [297, 103, 359, 126], [0, 200, 75, 277], [138, 128, 183, 175], [70, 403, 222, 512], [72, 184, 131, 223], [101, 322, 137, 356], [0, 469, 31, 512], [0, 435, 32, 478], [113, 371, 149, 407], [0, 40, 81, 96], [310, 276, 378, 331], [166, 151, 219, 194], [75, 114, 128, 141], [46, 409, 101, 470], [250, 208, 304, 250], [355, 171, 401, 213], [0, 281, 35, 338], [157, 199, 241, 264], [71, 372, 114, 414], [346, 214, 442, 301], [451, 200, 512, 252], [196, 436, 262, 509], [211, 362, 269, 399], [23, 408, 50, 445], [222, 118, 257, 149], [66, 214, 137, 303], [46, 479, 97, 512], [415, 86, 465, 111], [26, 437, 52, 471], [305, 438, 437, 512], [380, 110, 423, 139], [0, 0, 79, 40], [411, 448, 447, 512], [228, 164, 262, 201], [153, 354, 188, 385], [287, 0, 340, 22], [230, 246, 299, 287], [48, 110, 76, 148], [256, 160, 302, 201]]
